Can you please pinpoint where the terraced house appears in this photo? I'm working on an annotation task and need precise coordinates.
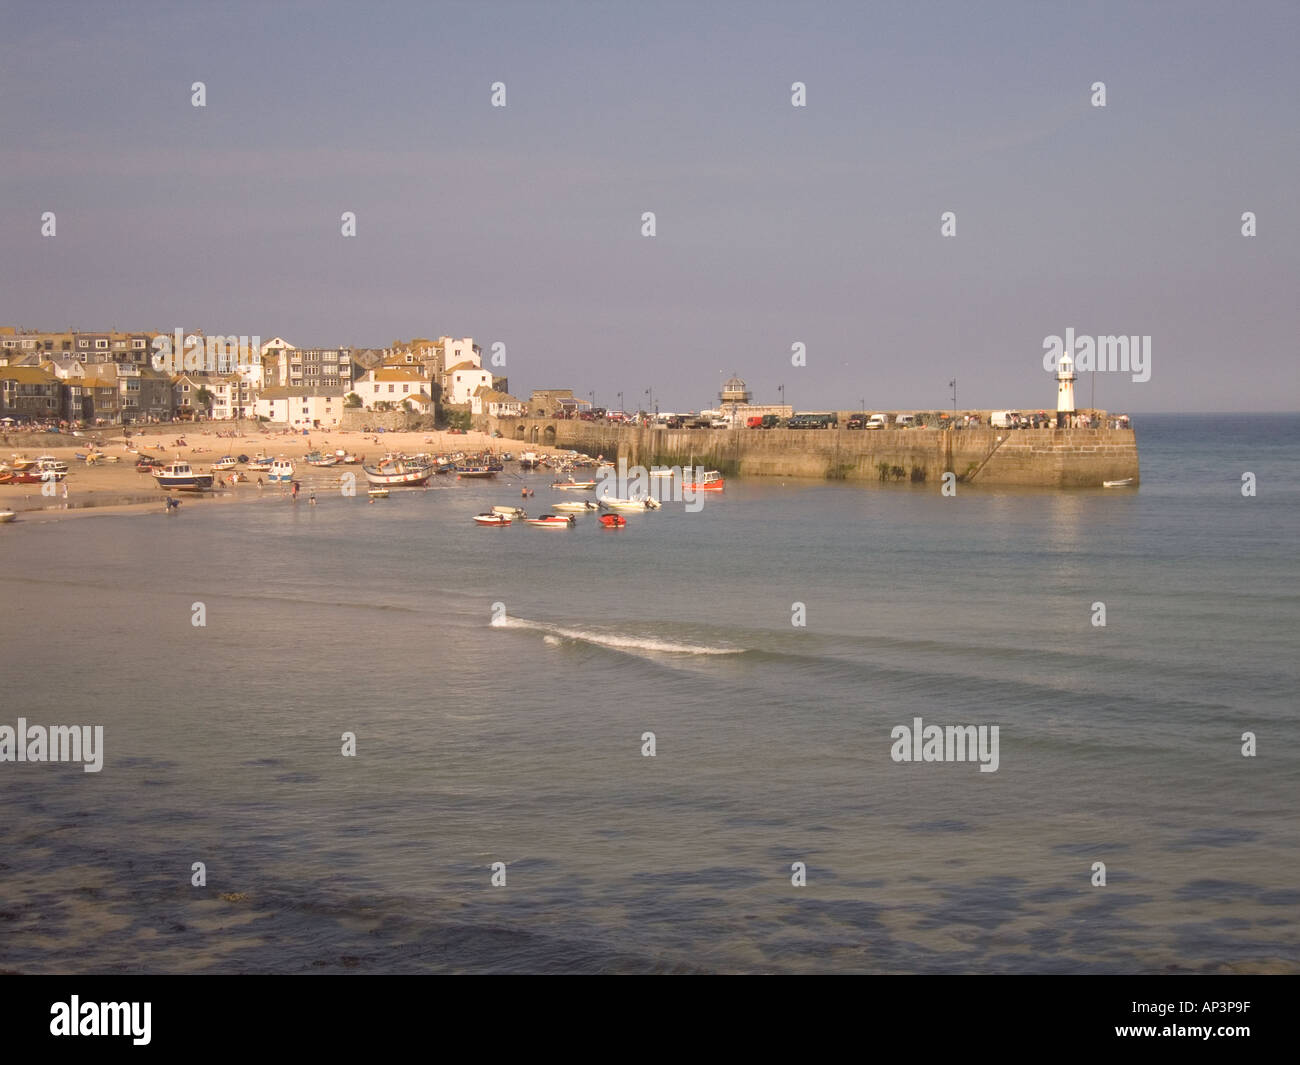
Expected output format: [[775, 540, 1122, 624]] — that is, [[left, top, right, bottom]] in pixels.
[[0, 366, 62, 421]]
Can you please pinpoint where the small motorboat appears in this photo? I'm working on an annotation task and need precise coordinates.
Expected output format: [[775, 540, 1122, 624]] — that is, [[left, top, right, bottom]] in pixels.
[[599, 496, 662, 511], [598, 514, 626, 528], [153, 461, 214, 491], [268, 458, 295, 483], [525, 514, 576, 528], [0, 511, 16, 523], [474, 512, 511, 526], [246, 456, 274, 472], [367, 488, 389, 498], [552, 500, 598, 513], [551, 479, 596, 490], [213, 456, 238, 471], [518, 451, 542, 470], [456, 466, 497, 479], [682, 470, 725, 492], [491, 505, 527, 517], [305, 451, 338, 467], [1103, 478, 1136, 488]]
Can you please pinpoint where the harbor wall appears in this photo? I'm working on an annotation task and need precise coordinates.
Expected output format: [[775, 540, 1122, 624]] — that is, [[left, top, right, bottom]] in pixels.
[[490, 419, 1139, 488]]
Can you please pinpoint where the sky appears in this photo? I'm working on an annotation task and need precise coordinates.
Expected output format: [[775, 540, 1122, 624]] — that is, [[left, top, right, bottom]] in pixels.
[[2, 0, 1296, 412]]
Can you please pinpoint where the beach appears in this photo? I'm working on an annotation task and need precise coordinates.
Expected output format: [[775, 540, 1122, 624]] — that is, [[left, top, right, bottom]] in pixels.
[[0, 425, 508, 521]]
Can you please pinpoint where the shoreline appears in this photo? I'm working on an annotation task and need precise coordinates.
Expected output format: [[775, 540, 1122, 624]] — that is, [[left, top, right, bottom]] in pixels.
[[1, 425, 509, 524]]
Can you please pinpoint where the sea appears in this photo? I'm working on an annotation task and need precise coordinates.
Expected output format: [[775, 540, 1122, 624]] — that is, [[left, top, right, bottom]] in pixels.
[[1, 413, 1296, 973]]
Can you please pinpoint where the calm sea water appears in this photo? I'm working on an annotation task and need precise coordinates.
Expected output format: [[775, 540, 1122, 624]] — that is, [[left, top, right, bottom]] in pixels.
[[1, 414, 1297, 973]]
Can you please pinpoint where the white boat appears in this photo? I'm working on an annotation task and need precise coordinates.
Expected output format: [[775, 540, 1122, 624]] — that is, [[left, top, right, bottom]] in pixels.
[[367, 488, 389, 498], [518, 451, 542, 469], [1103, 478, 1136, 487], [649, 468, 675, 478], [599, 496, 662, 512], [152, 461, 214, 491], [362, 459, 433, 487], [551, 479, 597, 490], [474, 512, 512, 526], [268, 458, 295, 483], [552, 500, 598, 512], [246, 456, 274, 472], [35, 455, 69, 475], [491, 505, 527, 517], [0, 511, 16, 523], [213, 456, 238, 471], [525, 514, 576, 528]]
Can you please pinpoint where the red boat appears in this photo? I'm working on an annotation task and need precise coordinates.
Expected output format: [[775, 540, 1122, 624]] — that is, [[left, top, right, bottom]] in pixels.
[[682, 469, 724, 492], [598, 514, 626, 528]]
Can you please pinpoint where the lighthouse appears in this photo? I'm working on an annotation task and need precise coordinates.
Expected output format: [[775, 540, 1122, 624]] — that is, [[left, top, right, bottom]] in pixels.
[[1056, 350, 1077, 428]]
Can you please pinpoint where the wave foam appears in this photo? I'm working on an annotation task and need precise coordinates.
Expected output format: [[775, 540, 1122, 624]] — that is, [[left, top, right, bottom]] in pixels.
[[491, 615, 742, 657]]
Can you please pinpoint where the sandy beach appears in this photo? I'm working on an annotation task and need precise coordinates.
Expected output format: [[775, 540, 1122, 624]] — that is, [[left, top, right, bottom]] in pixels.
[[0, 425, 510, 522]]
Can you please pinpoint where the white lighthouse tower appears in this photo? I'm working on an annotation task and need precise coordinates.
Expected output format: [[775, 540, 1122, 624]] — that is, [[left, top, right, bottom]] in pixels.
[[1056, 350, 1077, 428]]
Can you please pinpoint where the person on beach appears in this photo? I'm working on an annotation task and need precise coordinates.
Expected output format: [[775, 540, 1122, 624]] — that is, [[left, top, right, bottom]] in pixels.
[[291, 480, 300, 500]]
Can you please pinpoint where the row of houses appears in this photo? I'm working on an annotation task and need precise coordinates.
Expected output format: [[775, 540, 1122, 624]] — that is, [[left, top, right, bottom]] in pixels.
[[0, 329, 526, 428]]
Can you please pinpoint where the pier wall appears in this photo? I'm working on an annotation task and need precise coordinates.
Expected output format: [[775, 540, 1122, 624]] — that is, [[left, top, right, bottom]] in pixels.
[[491, 419, 1139, 488]]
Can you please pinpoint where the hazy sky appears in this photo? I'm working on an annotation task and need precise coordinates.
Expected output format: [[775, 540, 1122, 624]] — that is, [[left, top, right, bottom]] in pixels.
[[2, 1, 1296, 412]]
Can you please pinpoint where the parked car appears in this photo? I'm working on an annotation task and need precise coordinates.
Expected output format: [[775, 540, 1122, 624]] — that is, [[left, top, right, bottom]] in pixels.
[[866, 414, 887, 429], [846, 414, 867, 430]]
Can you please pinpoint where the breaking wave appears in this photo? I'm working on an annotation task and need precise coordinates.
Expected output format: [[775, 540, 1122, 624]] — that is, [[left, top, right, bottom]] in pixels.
[[491, 614, 743, 657]]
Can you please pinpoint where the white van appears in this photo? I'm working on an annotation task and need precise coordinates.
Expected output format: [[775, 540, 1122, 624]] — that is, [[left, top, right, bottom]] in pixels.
[[990, 410, 1020, 428], [866, 414, 887, 430], [894, 413, 916, 428]]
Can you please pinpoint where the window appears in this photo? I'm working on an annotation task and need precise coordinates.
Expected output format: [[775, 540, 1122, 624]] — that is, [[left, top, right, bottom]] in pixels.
[[388, 384, 394, 393], [133, 339, 146, 349], [79, 339, 89, 348], [96, 340, 108, 349], [403, 384, 409, 393]]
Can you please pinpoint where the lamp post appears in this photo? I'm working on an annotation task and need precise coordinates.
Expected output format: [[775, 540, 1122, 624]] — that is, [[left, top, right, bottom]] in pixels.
[[589, 390, 595, 413], [778, 383, 785, 411], [949, 378, 957, 417], [617, 391, 623, 419], [645, 387, 652, 421]]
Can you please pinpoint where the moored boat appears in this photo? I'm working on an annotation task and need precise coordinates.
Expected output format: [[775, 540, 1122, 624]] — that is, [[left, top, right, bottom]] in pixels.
[[525, 514, 576, 528], [363, 459, 433, 487], [552, 500, 598, 512], [0, 511, 16, 523], [1102, 478, 1135, 487], [367, 488, 389, 498], [551, 479, 596, 490], [598, 513, 627, 528], [474, 512, 512, 526], [268, 458, 295, 483], [305, 451, 339, 467], [152, 461, 215, 491], [599, 496, 662, 511], [491, 505, 527, 517], [213, 456, 238, 471], [456, 466, 497, 478], [518, 451, 542, 469], [682, 469, 725, 492], [246, 456, 274, 472]]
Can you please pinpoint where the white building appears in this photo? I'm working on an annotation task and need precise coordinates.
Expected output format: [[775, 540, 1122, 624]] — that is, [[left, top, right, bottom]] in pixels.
[[471, 386, 524, 417], [260, 337, 295, 388], [350, 366, 432, 409], [255, 387, 345, 428], [443, 361, 493, 405]]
